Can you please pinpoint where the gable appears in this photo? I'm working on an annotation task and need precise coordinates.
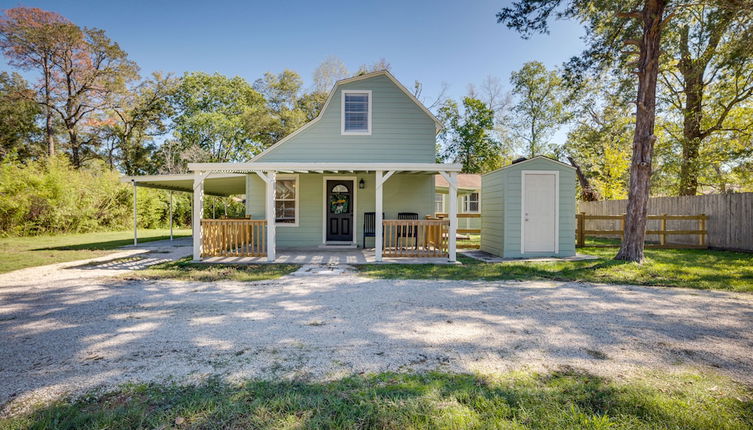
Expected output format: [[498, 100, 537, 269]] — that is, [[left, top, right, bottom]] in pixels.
[[254, 72, 439, 163]]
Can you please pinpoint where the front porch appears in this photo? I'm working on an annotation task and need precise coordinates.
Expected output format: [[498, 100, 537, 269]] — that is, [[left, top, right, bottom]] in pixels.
[[124, 162, 463, 263], [202, 248, 460, 265], [193, 162, 462, 263]]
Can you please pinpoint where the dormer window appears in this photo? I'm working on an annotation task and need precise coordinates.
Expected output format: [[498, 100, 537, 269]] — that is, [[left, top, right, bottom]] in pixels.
[[341, 90, 372, 135]]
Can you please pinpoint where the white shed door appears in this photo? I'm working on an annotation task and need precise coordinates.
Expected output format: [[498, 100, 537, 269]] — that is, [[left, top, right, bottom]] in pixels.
[[522, 173, 557, 253]]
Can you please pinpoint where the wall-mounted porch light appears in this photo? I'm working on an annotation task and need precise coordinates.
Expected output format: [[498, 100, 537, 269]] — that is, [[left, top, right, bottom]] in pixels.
[[359, 178, 365, 189]]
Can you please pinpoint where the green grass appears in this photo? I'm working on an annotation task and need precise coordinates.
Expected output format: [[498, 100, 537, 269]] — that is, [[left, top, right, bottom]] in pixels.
[[2, 370, 751, 429], [126, 257, 299, 282], [0, 229, 191, 274], [359, 246, 753, 292]]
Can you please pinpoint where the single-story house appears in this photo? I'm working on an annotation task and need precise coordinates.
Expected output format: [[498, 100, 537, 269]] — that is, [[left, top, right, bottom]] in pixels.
[[435, 173, 481, 233], [124, 71, 463, 262]]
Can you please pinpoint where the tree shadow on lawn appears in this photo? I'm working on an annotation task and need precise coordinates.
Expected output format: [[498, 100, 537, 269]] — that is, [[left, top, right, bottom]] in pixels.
[[7, 370, 752, 429], [32, 235, 188, 252]]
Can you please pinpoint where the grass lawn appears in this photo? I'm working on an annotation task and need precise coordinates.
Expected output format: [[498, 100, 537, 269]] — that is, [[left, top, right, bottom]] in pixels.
[[2, 370, 750, 429], [359, 246, 753, 292], [124, 257, 298, 282], [0, 229, 191, 274]]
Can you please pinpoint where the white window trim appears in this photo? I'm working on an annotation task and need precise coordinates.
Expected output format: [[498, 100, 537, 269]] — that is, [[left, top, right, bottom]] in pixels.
[[321, 176, 357, 245], [435, 192, 446, 214], [520, 170, 559, 254], [341, 90, 372, 135], [275, 174, 299, 227], [462, 192, 480, 213]]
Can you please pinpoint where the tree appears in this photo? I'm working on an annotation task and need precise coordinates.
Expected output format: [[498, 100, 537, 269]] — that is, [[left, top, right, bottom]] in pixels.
[[0, 72, 42, 160], [659, 5, 753, 195], [105, 72, 177, 174], [438, 97, 503, 173], [356, 58, 391, 75], [498, 0, 751, 262], [171, 72, 270, 162], [312, 56, 348, 93], [253, 70, 307, 141], [509, 61, 568, 157], [0, 7, 78, 155], [499, 0, 671, 262]]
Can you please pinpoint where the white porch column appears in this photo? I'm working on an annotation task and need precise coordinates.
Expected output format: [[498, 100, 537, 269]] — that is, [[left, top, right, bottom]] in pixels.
[[256, 170, 277, 262], [168, 191, 173, 241], [374, 170, 395, 262], [192, 172, 209, 261], [375, 170, 383, 261], [132, 180, 138, 245], [447, 172, 458, 262]]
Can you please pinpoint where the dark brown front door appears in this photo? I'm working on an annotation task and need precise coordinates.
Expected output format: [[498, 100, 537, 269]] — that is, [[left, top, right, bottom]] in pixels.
[[326, 180, 353, 242]]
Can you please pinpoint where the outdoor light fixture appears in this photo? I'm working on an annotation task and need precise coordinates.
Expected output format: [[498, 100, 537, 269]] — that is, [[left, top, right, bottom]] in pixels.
[[359, 178, 365, 189]]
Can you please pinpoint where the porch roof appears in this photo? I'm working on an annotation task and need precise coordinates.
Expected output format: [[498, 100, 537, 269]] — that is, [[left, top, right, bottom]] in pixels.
[[186, 162, 462, 174], [120, 173, 246, 196]]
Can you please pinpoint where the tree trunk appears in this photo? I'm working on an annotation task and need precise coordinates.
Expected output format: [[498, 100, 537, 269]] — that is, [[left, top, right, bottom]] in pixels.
[[677, 42, 705, 195], [615, 0, 667, 263], [567, 156, 601, 201], [43, 57, 54, 156], [68, 128, 80, 168]]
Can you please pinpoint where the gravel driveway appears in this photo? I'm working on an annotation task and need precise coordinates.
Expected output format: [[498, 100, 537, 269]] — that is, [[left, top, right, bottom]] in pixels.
[[1, 255, 753, 415]]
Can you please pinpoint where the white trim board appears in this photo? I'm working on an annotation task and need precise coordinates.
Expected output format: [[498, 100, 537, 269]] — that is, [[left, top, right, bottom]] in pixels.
[[188, 162, 462, 173], [321, 176, 357, 246], [520, 170, 559, 255]]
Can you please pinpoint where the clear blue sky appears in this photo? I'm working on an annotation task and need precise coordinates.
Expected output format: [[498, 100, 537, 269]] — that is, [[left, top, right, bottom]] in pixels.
[[1, 0, 585, 141]]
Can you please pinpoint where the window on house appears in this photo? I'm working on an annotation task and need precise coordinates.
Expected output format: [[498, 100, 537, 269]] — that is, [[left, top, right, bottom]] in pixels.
[[275, 176, 297, 225], [342, 91, 371, 134], [435, 193, 445, 214], [463, 192, 479, 213]]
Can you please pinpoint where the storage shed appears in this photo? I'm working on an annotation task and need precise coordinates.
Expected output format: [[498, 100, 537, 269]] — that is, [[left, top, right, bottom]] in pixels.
[[480, 156, 576, 258]]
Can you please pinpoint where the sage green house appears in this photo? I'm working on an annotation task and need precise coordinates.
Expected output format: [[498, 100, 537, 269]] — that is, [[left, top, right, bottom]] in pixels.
[[480, 156, 576, 258], [125, 71, 463, 262]]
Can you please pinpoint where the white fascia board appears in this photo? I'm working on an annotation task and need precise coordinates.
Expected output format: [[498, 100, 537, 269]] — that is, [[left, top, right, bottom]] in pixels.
[[187, 162, 463, 173]]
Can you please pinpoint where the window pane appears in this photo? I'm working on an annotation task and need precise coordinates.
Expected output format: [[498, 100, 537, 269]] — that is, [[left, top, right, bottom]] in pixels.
[[344, 93, 368, 132], [275, 200, 295, 223], [275, 179, 296, 200], [435, 193, 444, 213]]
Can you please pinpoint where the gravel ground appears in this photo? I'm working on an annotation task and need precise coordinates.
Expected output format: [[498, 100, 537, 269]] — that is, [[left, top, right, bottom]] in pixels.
[[1, 247, 753, 415]]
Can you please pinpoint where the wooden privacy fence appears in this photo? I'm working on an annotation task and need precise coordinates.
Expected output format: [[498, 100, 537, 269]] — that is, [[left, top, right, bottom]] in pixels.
[[201, 219, 267, 257], [578, 193, 753, 251], [383, 219, 449, 257], [576, 213, 708, 248], [434, 213, 481, 249]]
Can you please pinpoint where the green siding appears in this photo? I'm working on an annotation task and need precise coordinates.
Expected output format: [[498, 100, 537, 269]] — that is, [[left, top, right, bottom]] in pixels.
[[481, 157, 576, 258], [246, 173, 434, 249], [480, 173, 505, 256], [256, 75, 436, 163]]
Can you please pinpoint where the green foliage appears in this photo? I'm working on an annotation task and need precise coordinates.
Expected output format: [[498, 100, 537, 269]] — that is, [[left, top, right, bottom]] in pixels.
[[171, 72, 270, 163], [2, 370, 751, 429], [509, 61, 568, 157], [438, 97, 503, 173], [0, 157, 191, 236], [0, 71, 42, 159]]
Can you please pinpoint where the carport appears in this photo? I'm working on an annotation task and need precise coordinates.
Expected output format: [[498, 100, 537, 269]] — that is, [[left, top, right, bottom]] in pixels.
[[120, 173, 247, 245]]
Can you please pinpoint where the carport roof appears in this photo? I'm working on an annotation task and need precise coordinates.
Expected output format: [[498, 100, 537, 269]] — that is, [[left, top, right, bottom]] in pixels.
[[120, 173, 246, 196]]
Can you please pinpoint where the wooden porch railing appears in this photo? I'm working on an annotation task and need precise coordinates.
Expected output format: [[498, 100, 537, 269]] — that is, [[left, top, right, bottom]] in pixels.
[[576, 213, 708, 248], [201, 218, 267, 257], [434, 213, 481, 249], [383, 219, 450, 257]]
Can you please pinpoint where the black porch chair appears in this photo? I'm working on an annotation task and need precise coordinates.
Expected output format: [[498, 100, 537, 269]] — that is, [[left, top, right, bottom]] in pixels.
[[397, 212, 419, 248], [362, 212, 384, 248]]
